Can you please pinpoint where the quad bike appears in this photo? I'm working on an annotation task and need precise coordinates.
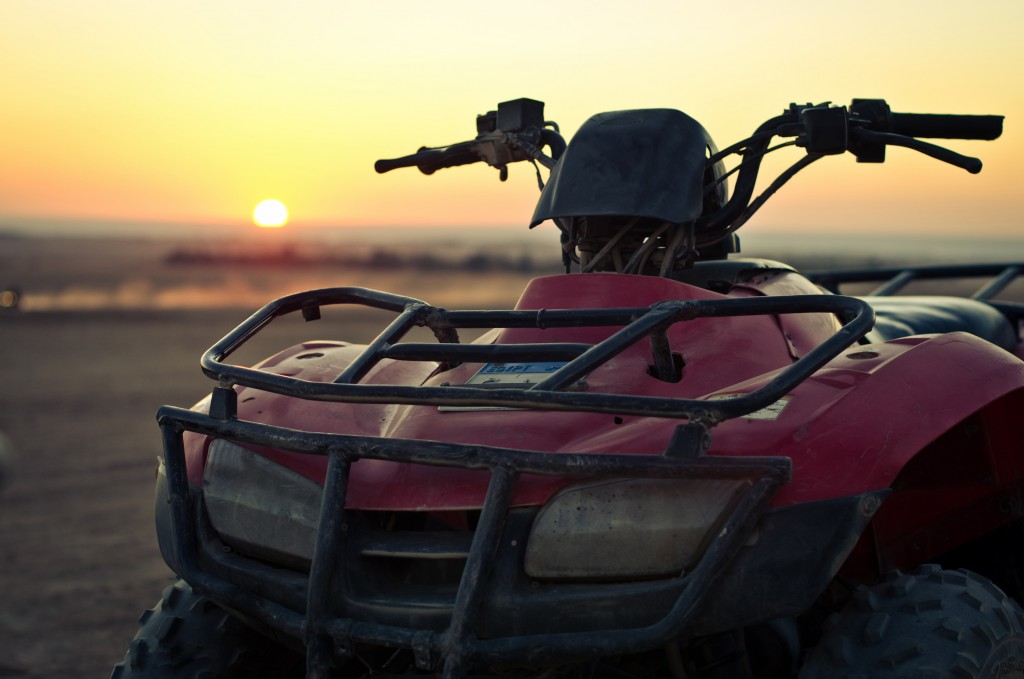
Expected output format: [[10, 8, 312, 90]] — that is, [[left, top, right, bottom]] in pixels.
[[112, 97, 1024, 678]]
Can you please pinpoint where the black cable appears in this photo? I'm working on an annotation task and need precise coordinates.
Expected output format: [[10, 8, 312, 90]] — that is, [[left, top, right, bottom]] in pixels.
[[703, 141, 799, 196], [707, 129, 778, 166], [695, 110, 802, 236], [530, 159, 545, 190], [699, 153, 823, 247]]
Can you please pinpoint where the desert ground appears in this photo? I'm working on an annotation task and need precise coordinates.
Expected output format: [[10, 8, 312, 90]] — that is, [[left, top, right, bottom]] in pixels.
[[0, 233, 1022, 677], [0, 235, 543, 678]]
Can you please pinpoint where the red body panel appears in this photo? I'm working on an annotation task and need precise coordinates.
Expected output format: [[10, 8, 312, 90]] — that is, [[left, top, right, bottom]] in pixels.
[[183, 273, 1024, 513]]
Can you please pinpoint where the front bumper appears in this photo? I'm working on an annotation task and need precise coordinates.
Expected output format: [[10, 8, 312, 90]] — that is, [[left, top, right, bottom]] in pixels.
[[154, 408, 881, 677]]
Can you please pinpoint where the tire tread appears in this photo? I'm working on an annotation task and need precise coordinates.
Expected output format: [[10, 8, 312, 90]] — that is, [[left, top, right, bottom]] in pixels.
[[800, 567, 1024, 678], [109, 580, 304, 678]]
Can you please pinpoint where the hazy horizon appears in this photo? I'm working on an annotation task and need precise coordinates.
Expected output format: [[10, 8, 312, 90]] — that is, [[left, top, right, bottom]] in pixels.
[[4, 224, 1023, 314], [3, 215, 1022, 261]]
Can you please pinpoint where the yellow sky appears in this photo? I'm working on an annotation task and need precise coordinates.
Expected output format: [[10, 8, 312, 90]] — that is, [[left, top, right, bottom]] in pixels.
[[1, 0, 1023, 238]]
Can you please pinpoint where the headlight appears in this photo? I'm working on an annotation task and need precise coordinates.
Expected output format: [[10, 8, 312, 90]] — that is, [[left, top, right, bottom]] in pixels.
[[524, 478, 747, 581], [203, 439, 322, 570]]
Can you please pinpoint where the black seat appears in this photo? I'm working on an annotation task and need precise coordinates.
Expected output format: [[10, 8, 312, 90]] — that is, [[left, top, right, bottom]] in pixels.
[[673, 258, 795, 291], [863, 296, 1018, 351]]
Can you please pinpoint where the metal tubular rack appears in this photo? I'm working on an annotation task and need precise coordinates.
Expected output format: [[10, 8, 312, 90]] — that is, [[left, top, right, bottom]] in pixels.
[[199, 287, 874, 424], [158, 286, 875, 678], [808, 262, 1024, 327]]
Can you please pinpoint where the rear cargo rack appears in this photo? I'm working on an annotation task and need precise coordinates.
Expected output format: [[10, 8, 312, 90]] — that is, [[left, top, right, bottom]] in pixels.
[[807, 262, 1024, 326], [158, 287, 876, 678]]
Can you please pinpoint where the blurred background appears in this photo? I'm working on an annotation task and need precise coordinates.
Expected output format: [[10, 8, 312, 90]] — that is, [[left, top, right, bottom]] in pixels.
[[1, 1, 1022, 676]]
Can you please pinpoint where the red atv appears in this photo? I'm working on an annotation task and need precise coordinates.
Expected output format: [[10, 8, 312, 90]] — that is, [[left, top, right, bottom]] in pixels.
[[113, 98, 1024, 678]]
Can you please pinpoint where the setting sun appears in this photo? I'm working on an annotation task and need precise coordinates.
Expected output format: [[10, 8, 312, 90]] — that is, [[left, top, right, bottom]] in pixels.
[[253, 199, 288, 228]]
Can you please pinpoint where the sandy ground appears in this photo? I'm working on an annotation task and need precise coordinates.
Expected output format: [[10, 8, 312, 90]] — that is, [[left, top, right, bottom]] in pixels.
[[0, 306, 455, 677], [1, 235, 1022, 677], [0, 311, 309, 675], [0, 235, 536, 678], [0, 309, 221, 677]]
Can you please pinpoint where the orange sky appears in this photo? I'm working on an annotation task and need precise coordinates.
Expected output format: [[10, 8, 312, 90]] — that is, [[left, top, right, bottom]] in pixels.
[[1, 1, 1023, 239]]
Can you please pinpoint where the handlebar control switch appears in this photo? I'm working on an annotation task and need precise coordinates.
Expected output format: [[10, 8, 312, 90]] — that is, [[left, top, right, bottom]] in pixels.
[[849, 99, 892, 163], [799, 106, 849, 155]]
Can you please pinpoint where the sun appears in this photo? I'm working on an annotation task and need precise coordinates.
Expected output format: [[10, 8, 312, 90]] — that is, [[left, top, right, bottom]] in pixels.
[[253, 199, 289, 228]]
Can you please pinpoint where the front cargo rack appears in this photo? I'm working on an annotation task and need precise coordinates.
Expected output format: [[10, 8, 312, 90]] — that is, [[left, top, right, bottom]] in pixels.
[[157, 287, 874, 678], [197, 286, 874, 424]]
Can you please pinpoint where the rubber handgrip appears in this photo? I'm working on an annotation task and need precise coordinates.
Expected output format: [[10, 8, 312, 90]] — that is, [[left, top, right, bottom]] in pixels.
[[374, 149, 449, 174], [416, 149, 484, 174], [375, 146, 483, 174], [891, 113, 1003, 140], [375, 154, 421, 174]]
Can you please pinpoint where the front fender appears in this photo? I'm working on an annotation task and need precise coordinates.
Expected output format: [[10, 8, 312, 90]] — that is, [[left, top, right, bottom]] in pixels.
[[711, 332, 1024, 507]]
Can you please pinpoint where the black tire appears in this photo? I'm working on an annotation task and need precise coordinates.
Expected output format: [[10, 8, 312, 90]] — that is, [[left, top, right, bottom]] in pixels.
[[800, 565, 1024, 678], [110, 579, 305, 678]]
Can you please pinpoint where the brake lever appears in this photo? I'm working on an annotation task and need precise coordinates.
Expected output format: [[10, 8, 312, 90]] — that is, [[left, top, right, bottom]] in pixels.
[[850, 128, 983, 174], [507, 134, 557, 170]]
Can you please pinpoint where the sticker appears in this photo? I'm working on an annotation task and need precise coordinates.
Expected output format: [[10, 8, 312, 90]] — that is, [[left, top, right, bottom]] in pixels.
[[465, 361, 567, 387], [707, 394, 791, 421], [439, 362, 567, 412]]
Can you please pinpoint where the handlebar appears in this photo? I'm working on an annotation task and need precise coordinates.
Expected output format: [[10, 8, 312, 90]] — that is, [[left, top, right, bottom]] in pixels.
[[375, 129, 566, 177], [696, 99, 1003, 245], [375, 99, 567, 179], [850, 98, 1004, 141], [373, 97, 1003, 252]]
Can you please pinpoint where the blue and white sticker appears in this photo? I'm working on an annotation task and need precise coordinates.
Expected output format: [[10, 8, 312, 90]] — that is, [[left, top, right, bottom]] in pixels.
[[465, 361, 567, 386], [438, 362, 568, 412]]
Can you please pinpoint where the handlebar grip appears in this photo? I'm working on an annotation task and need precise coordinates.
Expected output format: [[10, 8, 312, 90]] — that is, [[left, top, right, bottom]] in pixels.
[[375, 153, 425, 174], [375, 144, 484, 175], [890, 113, 1003, 140]]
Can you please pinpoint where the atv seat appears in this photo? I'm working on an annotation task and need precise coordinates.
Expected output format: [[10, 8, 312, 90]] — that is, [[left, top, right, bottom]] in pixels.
[[673, 258, 796, 291], [862, 296, 1018, 351]]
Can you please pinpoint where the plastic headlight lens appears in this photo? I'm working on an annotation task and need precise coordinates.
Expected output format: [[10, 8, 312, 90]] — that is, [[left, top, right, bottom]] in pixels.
[[524, 478, 746, 581], [203, 439, 322, 569]]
